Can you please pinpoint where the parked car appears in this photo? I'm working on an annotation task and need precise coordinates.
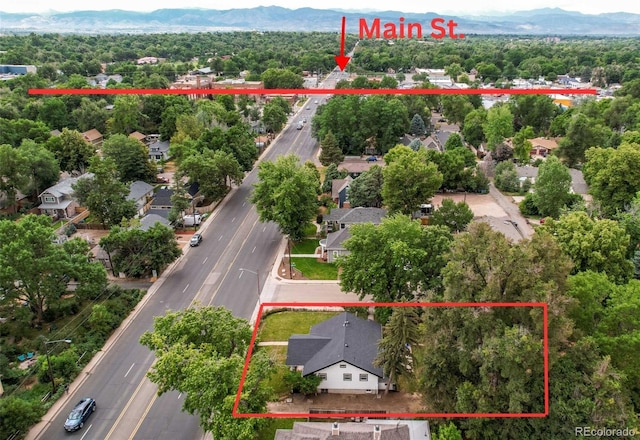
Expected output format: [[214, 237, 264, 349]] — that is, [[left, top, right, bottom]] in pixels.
[[64, 398, 96, 432], [190, 233, 202, 247], [366, 156, 378, 162]]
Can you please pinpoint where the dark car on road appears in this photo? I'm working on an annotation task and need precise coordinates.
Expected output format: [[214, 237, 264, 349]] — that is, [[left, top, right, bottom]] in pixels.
[[64, 397, 96, 432], [190, 233, 202, 247]]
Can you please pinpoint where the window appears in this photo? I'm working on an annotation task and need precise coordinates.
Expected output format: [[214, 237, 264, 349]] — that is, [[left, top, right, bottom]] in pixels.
[[339, 364, 346, 368], [43, 195, 56, 203], [343, 373, 352, 381], [317, 373, 327, 380], [359, 373, 368, 381]]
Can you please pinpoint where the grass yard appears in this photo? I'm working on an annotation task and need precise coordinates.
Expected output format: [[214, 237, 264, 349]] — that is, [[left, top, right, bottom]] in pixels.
[[302, 222, 318, 237], [291, 257, 338, 280], [291, 238, 319, 254], [259, 311, 339, 341], [256, 418, 305, 440]]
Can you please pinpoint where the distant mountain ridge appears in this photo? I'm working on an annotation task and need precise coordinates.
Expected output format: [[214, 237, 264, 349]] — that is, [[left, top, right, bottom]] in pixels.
[[1, 6, 640, 35]]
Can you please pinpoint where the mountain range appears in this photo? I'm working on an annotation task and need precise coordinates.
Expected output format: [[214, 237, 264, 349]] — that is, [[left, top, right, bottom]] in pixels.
[[1, 6, 640, 35]]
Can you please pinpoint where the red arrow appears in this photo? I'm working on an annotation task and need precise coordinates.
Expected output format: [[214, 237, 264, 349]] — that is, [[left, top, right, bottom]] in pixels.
[[335, 16, 350, 71]]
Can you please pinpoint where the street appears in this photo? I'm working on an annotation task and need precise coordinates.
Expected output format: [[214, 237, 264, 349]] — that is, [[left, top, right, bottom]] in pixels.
[[28, 68, 347, 440]]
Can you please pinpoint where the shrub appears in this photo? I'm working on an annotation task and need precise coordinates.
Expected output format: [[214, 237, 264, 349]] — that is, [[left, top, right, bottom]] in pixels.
[[519, 193, 540, 216]]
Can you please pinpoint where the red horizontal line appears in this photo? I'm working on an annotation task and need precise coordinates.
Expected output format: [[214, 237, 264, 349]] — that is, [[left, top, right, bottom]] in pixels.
[[28, 87, 597, 96], [234, 412, 548, 418]]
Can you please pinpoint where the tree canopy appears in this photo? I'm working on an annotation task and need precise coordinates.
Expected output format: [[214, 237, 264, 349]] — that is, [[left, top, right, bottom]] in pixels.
[[140, 306, 273, 438], [250, 154, 319, 241]]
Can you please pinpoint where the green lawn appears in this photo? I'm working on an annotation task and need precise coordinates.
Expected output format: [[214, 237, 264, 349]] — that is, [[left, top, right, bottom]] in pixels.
[[259, 311, 339, 341], [291, 257, 338, 280], [256, 418, 305, 440], [291, 238, 319, 254], [302, 222, 318, 237]]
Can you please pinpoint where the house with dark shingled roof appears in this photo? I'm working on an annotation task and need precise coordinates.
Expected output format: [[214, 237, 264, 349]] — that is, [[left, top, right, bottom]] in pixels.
[[286, 312, 392, 394]]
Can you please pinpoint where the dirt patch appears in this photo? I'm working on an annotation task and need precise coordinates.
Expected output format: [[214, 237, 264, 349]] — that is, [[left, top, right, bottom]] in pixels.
[[431, 193, 507, 218], [266, 391, 424, 415]]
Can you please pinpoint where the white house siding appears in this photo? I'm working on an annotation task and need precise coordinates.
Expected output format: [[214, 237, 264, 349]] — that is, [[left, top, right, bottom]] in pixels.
[[314, 361, 380, 394]]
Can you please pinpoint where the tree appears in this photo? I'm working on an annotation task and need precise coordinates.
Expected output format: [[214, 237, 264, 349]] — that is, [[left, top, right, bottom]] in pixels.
[[540, 211, 634, 283], [262, 101, 287, 133], [348, 165, 384, 208], [382, 146, 443, 216], [432, 422, 463, 440], [0, 396, 43, 439], [18, 139, 61, 199], [0, 144, 28, 213], [338, 214, 453, 302], [557, 113, 609, 167], [483, 104, 514, 151], [493, 160, 520, 193], [583, 143, 640, 217], [182, 149, 244, 202], [444, 132, 464, 150], [38, 97, 70, 131], [318, 131, 344, 166], [409, 114, 427, 137], [0, 215, 106, 326], [72, 156, 137, 228], [250, 154, 319, 241], [101, 134, 156, 183], [374, 306, 421, 393], [461, 108, 487, 148], [321, 163, 347, 194], [512, 126, 534, 163], [47, 128, 95, 173], [429, 199, 474, 233], [532, 155, 572, 218], [140, 306, 272, 438], [100, 223, 181, 278], [107, 95, 144, 134], [261, 68, 304, 88], [441, 95, 475, 126]]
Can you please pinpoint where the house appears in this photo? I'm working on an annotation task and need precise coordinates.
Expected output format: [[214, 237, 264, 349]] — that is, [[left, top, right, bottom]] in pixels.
[[285, 312, 390, 394], [129, 131, 148, 145], [148, 140, 170, 162], [127, 181, 154, 217], [82, 129, 103, 149], [529, 137, 560, 158], [324, 207, 386, 232], [0, 188, 28, 213], [321, 228, 351, 263], [37, 174, 93, 220], [275, 421, 430, 440], [336, 159, 381, 179], [138, 213, 172, 231], [331, 176, 353, 208], [515, 165, 588, 195], [148, 187, 174, 219]]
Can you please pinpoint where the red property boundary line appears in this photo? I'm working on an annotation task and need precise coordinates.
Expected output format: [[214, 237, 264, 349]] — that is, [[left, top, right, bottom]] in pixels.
[[234, 301, 549, 419], [28, 87, 597, 96]]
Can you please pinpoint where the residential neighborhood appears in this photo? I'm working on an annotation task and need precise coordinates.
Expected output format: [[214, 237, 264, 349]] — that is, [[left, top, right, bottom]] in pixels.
[[1, 16, 640, 440]]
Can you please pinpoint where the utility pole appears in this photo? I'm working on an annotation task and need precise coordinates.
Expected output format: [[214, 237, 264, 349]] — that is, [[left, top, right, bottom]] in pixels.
[[43, 339, 72, 394]]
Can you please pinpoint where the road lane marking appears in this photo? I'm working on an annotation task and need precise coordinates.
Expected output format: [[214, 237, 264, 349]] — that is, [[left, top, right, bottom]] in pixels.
[[124, 363, 135, 378], [242, 202, 246, 207], [182, 284, 190, 293], [129, 393, 158, 440], [218, 235, 222, 241], [252, 246, 256, 253], [232, 216, 236, 223], [207, 216, 261, 306], [263, 226, 266, 232], [202, 256, 208, 265], [80, 425, 92, 440], [238, 271, 243, 279], [104, 374, 149, 439], [178, 392, 182, 399]]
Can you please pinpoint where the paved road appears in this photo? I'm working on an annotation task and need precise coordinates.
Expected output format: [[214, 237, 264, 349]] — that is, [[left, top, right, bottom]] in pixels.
[[29, 69, 345, 440], [488, 182, 535, 240]]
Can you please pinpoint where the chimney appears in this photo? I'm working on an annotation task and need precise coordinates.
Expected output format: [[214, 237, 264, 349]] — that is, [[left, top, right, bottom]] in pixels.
[[373, 425, 381, 440], [332, 422, 340, 436]]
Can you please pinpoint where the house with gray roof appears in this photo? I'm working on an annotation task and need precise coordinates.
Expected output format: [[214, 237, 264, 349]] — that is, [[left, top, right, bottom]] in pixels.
[[286, 312, 390, 394], [515, 165, 589, 195], [148, 140, 170, 161], [138, 213, 172, 231], [275, 421, 430, 440], [127, 181, 154, 217], [37, 173, 94, 219], [324, 207, 386, 232]]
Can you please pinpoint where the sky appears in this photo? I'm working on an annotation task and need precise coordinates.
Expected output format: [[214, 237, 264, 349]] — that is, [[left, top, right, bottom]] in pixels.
[[1, 0, 640, 15]]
